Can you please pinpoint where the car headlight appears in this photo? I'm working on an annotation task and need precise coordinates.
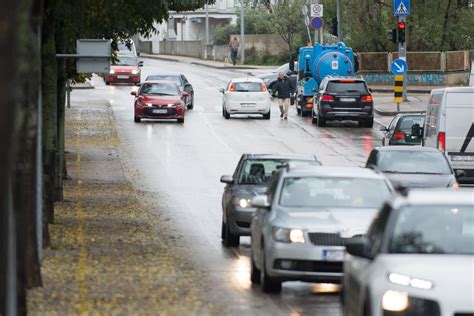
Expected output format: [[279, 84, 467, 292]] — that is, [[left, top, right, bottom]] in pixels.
[[388, 273, 434, 290], [233, 197, 252, 208], [132, 69, 139, 75], [109, 69, 115, 74], [272, 227, 305, 243], [137, 100, 152, 107], [382, 290, 409, 312]]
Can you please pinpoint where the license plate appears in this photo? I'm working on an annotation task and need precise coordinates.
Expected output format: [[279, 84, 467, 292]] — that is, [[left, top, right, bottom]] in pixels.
[[241, 103, 256, 107], [322, 249, 345, 261], [117, 75, 129, 79], [152, 109, 167, 114], [340, 98, 356, 102]]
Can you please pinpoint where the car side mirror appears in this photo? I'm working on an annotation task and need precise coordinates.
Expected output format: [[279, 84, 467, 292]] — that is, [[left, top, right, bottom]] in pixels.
[[220, 175, 234, 184], [130, 90, 137, 96], [138, 61, 144, 67], [368, 88, 373, 93], [219, 88, 225, 94], [455, 170, 466, 179], [251, 195, 271, 209], [379, 126, 388, 132], [184, 83, 192, 88], [345, 236, 372, 259]]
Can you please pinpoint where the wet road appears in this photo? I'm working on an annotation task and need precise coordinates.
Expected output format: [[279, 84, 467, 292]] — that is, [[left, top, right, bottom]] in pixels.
[[77, 58, 385, 315]]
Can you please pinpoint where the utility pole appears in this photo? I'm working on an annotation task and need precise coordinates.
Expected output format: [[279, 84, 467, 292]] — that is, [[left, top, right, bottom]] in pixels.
[[240, 0, 245, 64], [205, 1, 209, 45], [314, 0, 319, 44], [336, 0, 340, 41]]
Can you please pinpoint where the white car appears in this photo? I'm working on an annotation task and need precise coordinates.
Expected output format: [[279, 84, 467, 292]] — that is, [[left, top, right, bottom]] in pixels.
[[343, 189, 474, 316], [219, 78, 271, 119]]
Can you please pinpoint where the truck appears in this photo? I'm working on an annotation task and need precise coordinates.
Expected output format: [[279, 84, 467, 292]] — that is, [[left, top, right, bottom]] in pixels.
[[290, 42, 357, 117]]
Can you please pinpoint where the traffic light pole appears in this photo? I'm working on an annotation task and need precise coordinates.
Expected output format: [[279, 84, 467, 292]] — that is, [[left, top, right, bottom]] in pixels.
[[336, 0, 340, 41], [398, 15, 408, 101]]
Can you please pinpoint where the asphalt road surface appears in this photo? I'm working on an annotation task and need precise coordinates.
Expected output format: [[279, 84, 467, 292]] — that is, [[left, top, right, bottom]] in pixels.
[[75, 58, 388, 315]]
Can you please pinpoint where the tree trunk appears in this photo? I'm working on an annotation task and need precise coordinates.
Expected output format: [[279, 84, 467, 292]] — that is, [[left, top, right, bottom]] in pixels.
[[440, 0, 452, 50]]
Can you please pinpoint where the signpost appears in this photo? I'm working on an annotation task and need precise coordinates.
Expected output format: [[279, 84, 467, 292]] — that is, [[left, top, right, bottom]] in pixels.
[[391, 58, 407, 76], [310, 4, 323, 17], [310, 17, 323, 30], [394, 0, 410, 102]]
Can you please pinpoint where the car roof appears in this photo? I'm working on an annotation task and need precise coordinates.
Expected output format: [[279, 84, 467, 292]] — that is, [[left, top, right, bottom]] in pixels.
[[283, 166, 386, 179], [431, 86, 474, 94], [325, 76, 366, 82], [374, 146, 441, 152], [393, 189, 474, 207], [396, 112, 425, 116], [243, 153, 318, 161], [231, 78, 264, 83]]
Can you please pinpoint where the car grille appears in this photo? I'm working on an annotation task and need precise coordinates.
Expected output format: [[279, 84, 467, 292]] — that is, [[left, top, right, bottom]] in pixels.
[[308, 233, 345, 246], [142, 108, 177, 117], [273, 259, 343, 273]]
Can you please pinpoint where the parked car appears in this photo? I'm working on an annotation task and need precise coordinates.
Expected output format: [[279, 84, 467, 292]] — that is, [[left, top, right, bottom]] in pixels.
[[219, 78, 272, 119], [105, 55, 143, 85], [220, 154, 321, 247], [256, 63, 298, 92], [312, 77, 374, 128], [131, 80, 188, 123], [250, 165, 393, 293], [366, 146, 459, 189], [145, 74, 194, 109], [423, 86, 474, 186], [343, 189, 474, 316], [380, 113, 425, 146]]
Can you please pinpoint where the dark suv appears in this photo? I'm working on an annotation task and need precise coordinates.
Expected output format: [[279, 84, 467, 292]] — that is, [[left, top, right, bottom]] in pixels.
[[312, 77, 374, 127]]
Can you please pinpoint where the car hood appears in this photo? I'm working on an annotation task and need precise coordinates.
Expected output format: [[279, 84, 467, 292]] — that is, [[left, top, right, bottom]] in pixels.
[[137, 95, 182, 105], [383, 173, 455, 188], [232, 185, 267, 198], [273, 207, 379, 237]]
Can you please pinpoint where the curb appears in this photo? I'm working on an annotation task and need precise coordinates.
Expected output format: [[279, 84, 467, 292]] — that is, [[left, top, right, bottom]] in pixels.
[[72, 84, 94, 90], [369, 87, 434, 94], [190, 61, 258, 70], [141, 54, 180, 63], [374, 107, 426, 116]]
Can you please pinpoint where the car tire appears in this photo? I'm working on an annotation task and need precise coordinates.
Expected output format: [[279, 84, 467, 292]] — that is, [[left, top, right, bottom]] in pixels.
[[250, 249, 261, 284], [296, 107, 301, 115], [317, 113, 326, 127], [177, 117, 184, 123], [222, 220, 239, 247], [187, 94, 194, 110], [105, 81, 110, 86], [223, 106, 231, 120], [263, 111, 271, 120], [365, 117, 374, 128], [312, 114, 317, 124], [260, 244, 282, 293], [134, 116, 141, 123]]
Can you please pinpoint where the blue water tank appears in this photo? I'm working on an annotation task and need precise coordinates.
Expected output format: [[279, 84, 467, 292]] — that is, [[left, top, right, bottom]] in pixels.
[[311, 42, 355, 84]]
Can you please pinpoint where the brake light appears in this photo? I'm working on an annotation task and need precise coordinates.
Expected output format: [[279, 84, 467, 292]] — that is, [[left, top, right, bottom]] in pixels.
[[339, 79, 356, 83], [437, 132, 445, 153], [261, 83, 267, 92], [321, 95, 335, 102], [229, 83, 235, 92], [306, 103, 313, 108], [393, 132, 405, 140], [361, 95, 373, 102]]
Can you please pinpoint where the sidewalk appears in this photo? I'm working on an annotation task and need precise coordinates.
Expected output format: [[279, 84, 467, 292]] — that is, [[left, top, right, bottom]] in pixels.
[[27, 100, 220, 314]]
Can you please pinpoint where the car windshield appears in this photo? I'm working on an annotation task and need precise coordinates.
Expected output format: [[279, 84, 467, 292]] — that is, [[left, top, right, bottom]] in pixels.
[[147, 75, 182, 86], [279, 177, 391, 208], [326, 81, 368, 94], [238, 159, 313, 184], [113, 56, 137, 66], [140, 83, 180, 96], [390, 205, 474, 255], [377, 150, 451, 174], [233, 82, 262, 92]]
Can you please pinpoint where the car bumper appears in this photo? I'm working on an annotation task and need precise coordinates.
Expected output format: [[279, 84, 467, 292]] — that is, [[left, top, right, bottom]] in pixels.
[[226, 100, 271, 114], [319, 110, 373, 121], [106, 75, 140, 83], [228, 206, 256, 236], [135, 106, 185, 119], [265, 240, 344, 283]]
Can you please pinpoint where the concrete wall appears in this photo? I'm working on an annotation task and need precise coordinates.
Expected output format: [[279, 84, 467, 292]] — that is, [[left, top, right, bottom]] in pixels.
[[230, 34, 287, 55]]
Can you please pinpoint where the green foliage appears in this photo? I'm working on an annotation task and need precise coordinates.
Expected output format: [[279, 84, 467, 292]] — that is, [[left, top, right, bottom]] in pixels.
[[244, 47, 289, 65], [213, 24, 239, 45]]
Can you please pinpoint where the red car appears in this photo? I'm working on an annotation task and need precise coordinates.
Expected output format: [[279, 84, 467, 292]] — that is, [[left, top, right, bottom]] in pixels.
[[105, 55, 142, 85], [131, 81, 189, 123]]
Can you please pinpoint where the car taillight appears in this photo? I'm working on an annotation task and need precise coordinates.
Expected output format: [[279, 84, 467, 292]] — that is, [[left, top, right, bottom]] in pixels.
[[306, 103, 313, 108], [437, 132, 445, 153], [229, 83, 235, 92], [261, 83, 267, 92], [393, 132, 405, 140], [361, 95, 373, 102], [321, 95, 334, 102]]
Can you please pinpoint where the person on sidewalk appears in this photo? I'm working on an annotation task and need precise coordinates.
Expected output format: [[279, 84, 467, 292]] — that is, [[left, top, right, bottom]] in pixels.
[[228, 37, 240, 66], [272, 72, 295, 120]]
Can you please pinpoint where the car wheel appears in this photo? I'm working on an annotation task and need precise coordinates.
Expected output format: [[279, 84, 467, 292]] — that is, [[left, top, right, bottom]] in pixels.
[[223, 106, 231, 120], [260, 244, 282, 293], [105, 81, 110, 86], [317, 113, 326, 127], [222, 220, 239, 247], [296, 107, 301, 115], [365, 117, 374, 128], [134, 116, 141, 123], [177, 117, 184, 123], [312, 113, 317, 124], [263, 111, 271, 120], [250, 249, 261, 284], [187, 94, 194, 110]]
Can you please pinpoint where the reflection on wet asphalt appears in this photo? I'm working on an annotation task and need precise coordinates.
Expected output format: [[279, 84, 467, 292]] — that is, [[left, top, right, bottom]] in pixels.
[[75, 58, 386, 315]]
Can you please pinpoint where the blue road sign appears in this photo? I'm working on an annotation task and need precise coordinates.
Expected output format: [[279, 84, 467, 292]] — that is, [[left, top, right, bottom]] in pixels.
[[391, 58, 408, 75], [394, 0, 410, 16], [310, 17, 323, 30]]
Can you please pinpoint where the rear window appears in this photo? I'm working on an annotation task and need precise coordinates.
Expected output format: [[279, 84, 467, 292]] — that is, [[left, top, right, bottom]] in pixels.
[[233, 82, 262, 92], [326, 81, 368, 94], [396, 115, 425, 133]]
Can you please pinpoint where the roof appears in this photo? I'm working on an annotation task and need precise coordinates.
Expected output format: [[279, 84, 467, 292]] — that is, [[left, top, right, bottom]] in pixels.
[[431, 86, 474, 94], [374, 146, 441, 152], [230, 77, 264, 83], [394, 189, 474, 206], [284, 166, 386, 179], [244, 153, 319, 161]]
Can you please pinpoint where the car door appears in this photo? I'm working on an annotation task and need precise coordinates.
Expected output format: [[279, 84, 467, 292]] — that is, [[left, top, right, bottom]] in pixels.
[[383, 116, 398, 146], [222, 156, 245, 220]]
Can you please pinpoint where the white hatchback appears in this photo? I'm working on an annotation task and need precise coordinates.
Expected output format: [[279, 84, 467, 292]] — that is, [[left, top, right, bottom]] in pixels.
[[219, 78, 272, 119]]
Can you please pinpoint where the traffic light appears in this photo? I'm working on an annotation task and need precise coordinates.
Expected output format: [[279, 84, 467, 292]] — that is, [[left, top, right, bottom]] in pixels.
[[387, 28, 398, 43], [328, 17, 338, 37], [397, 21, 406, 44]]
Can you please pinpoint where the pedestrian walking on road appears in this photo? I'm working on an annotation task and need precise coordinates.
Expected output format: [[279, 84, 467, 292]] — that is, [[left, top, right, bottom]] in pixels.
[[229, 37, 240, 66], [272, 72, 295, 120]]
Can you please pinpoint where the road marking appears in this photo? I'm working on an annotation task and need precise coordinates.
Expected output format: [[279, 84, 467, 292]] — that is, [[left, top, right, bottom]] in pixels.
[[193, 105, 205, 112]]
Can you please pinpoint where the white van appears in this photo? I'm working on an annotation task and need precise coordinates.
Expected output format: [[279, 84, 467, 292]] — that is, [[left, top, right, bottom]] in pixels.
[[423, 87, 474, 185]]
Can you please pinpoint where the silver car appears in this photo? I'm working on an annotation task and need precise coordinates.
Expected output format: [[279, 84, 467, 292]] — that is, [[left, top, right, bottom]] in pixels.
[[343, 189, 474, 316], [220, 153, 320, 247], [250, 165, 393, 293]]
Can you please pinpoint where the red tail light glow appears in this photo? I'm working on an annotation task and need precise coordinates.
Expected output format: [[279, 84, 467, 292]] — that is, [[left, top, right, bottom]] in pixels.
[[261, 83, 267, 92], [393, 132, 405, 140], [229, 83, 235, 92], [321, 95, 335, 102], [306, 103, 313, 108], [361, 95, 373, 102], [437, 132, 445, 152]]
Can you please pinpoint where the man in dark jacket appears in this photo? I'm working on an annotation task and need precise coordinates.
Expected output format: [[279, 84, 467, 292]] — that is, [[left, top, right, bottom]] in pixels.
[[272, 72, 295, 120]]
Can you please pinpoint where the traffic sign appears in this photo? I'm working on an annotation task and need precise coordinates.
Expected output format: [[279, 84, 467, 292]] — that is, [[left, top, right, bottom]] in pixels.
[[394, 0, 410, 16], [301, 5, 308, 16], [310, 17, 323, 30], [310, 4, 323, 17], [391, 58, 408, 75]]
